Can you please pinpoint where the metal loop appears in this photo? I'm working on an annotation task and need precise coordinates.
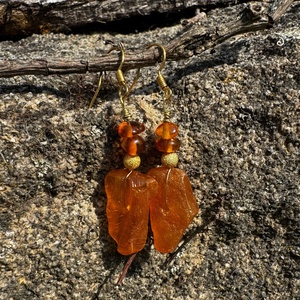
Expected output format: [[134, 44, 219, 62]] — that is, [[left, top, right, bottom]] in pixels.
[[146, 43, 172, 121], [147, 43, 167, 72], [89, 42, 139, 121], [109, 42, 140, 121], [89, 72, 103, 108]]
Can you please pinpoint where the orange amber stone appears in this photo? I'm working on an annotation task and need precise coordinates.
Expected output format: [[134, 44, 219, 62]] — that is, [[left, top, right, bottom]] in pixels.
[[121, 135, 145, 156], [130, 121, 145, 135], [148, 166, 199, 253], [105, 169, 158, 255], [118, 121, 145, 138], [156, 122, 178, 139], [155, 137, 181, 153]]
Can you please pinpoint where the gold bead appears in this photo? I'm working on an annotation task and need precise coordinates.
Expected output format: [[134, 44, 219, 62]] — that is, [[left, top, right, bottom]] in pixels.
[[123, 154, 141, 170], [161, 153, 178, 168]]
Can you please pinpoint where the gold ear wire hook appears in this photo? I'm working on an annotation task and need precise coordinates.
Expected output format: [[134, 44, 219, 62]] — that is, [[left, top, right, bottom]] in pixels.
[[147, 43, 172, 121], [111, 43, 140, 100], [89, 42, 140, 119], [108, 42, 127, 93], [147, 43, 166, 72], [108, 42, 140, 121], [89, 72, 103, 108]]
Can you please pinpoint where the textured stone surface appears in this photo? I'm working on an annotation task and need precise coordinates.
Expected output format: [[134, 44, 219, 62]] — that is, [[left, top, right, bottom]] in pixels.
[[0, 1, 299, 299]]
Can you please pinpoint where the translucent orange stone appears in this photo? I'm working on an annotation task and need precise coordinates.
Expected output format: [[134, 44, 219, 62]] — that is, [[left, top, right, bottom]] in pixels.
[[148, 166, 199, 253], [118, 121, 145, 138], [155, 122, 178, 139], [155, 137, 181, 153], [105, 169, 158, 255], [121, 135, 145, 156]]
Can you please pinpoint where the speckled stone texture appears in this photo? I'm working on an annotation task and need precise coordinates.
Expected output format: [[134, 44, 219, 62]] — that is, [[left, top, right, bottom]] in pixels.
[[0, 2, 299, 299]]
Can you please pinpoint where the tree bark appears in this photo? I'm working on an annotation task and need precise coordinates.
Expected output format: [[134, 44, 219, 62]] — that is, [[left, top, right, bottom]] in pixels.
[[0, 0, 247, 38], [0, 0, 294, 78]]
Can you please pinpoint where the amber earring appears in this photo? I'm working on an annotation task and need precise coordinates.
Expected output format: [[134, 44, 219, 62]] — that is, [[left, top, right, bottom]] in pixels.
[[90, 43, 198, 284], [103, 43, 158, 257], [146, 43, 199, 253]]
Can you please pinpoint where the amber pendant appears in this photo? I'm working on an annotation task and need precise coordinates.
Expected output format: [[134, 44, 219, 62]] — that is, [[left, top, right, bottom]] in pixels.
[[148, 166, 199, 253], [105, 169, 158, 255]]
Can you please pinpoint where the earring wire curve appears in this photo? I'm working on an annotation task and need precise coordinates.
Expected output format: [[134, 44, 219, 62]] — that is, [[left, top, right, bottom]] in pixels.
[[89, 42, 140, 116], [146, 43, 172, 121]]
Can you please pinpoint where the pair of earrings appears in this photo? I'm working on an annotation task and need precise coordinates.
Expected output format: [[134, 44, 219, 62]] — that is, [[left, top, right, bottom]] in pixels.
[[90, 42, 199, 281]]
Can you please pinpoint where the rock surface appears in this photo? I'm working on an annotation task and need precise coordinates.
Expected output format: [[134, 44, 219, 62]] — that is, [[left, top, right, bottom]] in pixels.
[[0, 2, 299, 299]]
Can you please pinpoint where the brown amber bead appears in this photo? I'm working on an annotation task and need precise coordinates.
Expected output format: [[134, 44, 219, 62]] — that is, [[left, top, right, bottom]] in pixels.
[[130, 121, 145, 135], [105, 169, 158, 255], [118, 121, 145, 138], [147, 166, 199, 253], [155, 137, 181, 153], [155, 122, 178, 139], [121, 135, 145, 156]]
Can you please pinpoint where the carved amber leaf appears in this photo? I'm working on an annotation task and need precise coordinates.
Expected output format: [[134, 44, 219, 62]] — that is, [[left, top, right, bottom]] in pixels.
[[105, 169, 158, 255], [148, 166, 199, 253]]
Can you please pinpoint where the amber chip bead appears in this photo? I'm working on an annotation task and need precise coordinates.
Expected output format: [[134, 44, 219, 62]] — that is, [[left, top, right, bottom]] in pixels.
[[105, 169, 158, 255], [118, 121, 145, 138], [155, 137, 181, 153], [121, 135, 145, 156], [155, 122, 178, 139], [147, 166, 199, 253]]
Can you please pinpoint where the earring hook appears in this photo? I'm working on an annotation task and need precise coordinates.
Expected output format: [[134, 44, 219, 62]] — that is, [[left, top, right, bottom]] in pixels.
[[107, 42, 128, 102], [147, 43, 167, 72], [109, 42, 140, 121], [89, 72, 103, 108], [89, 42, 140, 121], [108, 42, 125, 70], [147, 43, 172, 121]]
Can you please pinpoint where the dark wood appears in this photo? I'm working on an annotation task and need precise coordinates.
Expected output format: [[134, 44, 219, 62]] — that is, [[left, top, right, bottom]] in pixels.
[[0, 0, 247, 38], [0, 1, 294, 78], [0, 0, 293, 77]]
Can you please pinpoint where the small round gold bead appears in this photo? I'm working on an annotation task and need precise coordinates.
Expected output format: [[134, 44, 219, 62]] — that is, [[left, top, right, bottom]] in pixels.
[[161, 153, 178, 168], [123, 154, 141, 170]]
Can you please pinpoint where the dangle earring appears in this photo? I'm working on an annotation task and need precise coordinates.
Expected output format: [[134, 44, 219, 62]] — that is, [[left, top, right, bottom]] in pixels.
[[89, 43, 198, 284], [102, 43, 158, 256], [147, 44, 199, 253]]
